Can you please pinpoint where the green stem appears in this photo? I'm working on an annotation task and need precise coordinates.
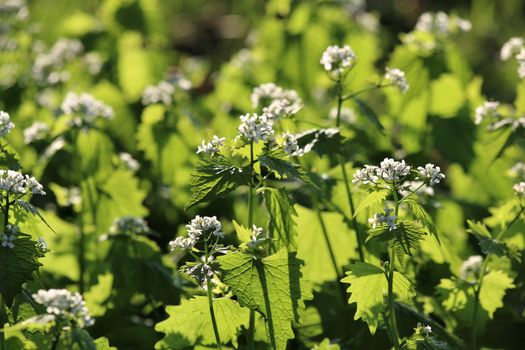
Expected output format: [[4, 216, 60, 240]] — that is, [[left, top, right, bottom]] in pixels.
[[205, 243, 222, 349], [312, 196, 346, 302], [248, 141, 256, 350], [387, 246, 401, 350], [341, 83, 387, 101], [335, 80, 365, 261], [470, 206, 524, 350], [0, 294, 6, 350], [51, 327, 61, 350]]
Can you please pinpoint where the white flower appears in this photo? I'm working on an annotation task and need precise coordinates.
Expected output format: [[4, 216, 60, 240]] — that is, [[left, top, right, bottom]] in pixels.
[[516, 48, 525, 79], [32, 39, 84, 85], [23, 121, 49, 144], [196, 135, 226, 156], [61, 92, 114, 128], [37, 236, 48, 251], [32, 289, 94, 328], [320, 45, 356, 77], [83, 52, 103, 75], [110, 216, 149, 236], [0, 111, 14, 137], [378, 158, 411, 182], [415, 12, 470, 36], [474, 101, 499, 125], [399, 180, 434, 197], [281, 131, 301, 156], [369, 207, 397, 231], [1, 233, 15, 249], [459, 255, 483, 281], [142, 81, 175, 106], [237, 113, 274, 143], [185, 215, 224, 240], [500, 37, 524, 60], [384, 68, 409, 93], [509, 162, 525, 181], [352, 165, 379, 185], [252, 83, 302, 119], [0, 170, 45, 196], [417, 163, 445, 185], [514, 182, 525, 197], [248, 225, 267, 248], [169, 236, 195, 251], [119, 152, 140, 172]]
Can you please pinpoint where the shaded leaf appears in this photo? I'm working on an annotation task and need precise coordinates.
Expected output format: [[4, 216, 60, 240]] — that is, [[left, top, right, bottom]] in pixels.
[[263, 187, 297, 250], [353, 97, 384, 132]]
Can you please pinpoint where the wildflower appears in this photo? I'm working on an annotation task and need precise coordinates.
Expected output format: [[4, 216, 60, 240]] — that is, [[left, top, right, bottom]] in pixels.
[[181, 255, 218, 288], [377, 158, 411, 182], [1, 225, 17, 249], [368, 207, 397, 231], [32, 289, 94, 328], [196, 135, 226, 156], [262, 95, 302, 119], [320, 45, 356, 78], [185, 215, 224, 240], [417, 163, 445, 185], [513, 182, 525, 197], [251, 83, 283, 108], [23, 121, 49, 144], [32, 39, 84, 85], [516, 48, 525, 79], [142, 81, 175, 106], [281, 131, 301, 156], [119, 152, 140, 172], [399, 180, 434, 197], [415, 12, 470, 36], [251, 83, 302, 118], [0, 170, 45, 196], [384, 68, 409, 93], [459, 255, 483, 281], [248, 225, 267, 248], [237, 113, 274, 143], [37, 236, 48, 251], [474, 101, 499, 125], [83, 52, 103, 75], [509, 162, 525, 180], [352, 165, 379, 185], [0, 111, 14, 137], [500, 37, 524, 61], [169, 236, 195, 251], [60, 92, 114, 128], [110, 216, 149, 236]]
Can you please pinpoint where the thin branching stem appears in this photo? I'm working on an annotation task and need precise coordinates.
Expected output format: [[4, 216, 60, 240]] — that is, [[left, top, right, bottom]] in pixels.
[[0, 196, 9, 350], [387, 183, 401, 350], [248, 141, 256, 350], [205, 244, 222, 349]]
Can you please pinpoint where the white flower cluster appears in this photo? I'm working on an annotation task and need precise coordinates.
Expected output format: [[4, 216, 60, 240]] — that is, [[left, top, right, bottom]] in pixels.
[[353, 158, 445, 189], [119, 152, 140, 172], [32, 39, 84, 85], [196, 135, 226, 156], [83, 52, 103, 75], [248, 225, 267, 248], [237, 113, 274, 143], [500, 37, 525, 79], [514, 182, 525, 197], [0, 170, 45, 196], [281, 132, 301, 156], [459, 255, 483, 282], [169, 215, 224, 251], [181, 255, 218, 288], [368, 207, 397, 231], [251, 83, 302, 119], [0, 0, 28, 21], [61, 92, 114, 128], [384, 68, 409, 93], [32, 289, 94, 328], [416, 163, 446, 186], [415, 12, 471, 36], [142, 81, 176, 106], [320, 45, 356, 78], [509, 162, 525, 180], [23, 121, 49, 144], [474, 100, 525, 130], [399, 181, 434, 198], [0, 111, 14, 137], [1, 224, 18, 249], [109, 216, 149, 236], [474, 101, 499, 125]]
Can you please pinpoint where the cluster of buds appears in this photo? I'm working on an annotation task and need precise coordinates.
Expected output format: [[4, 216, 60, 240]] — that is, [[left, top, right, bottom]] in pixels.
[[251, 83, 302, 120], [474, 100, 525, 130]]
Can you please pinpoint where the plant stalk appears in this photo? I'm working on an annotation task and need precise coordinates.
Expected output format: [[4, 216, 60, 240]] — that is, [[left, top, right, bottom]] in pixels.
[[248, 141, 256, 350], [335, 79, 365, 261], [387, 247, 401, 350], [0, 294, 6, 350], [206, 272, 222, 349]]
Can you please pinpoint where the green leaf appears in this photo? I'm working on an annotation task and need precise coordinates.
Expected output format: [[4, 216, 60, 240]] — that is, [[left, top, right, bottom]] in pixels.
[[467, 221, 520, 261], [218, 249, 312, 350], [155, 296, 250, 349], [14, 200, 55, 233], [258, 150, 318, 188], [263, 187, 297, 250], [366, 221, 426, 260], [294, 128, 345, 156], [353, 97, 385, 132], [186, 156, 251, 209], [341, 262, 414, 334], [94, 337, 117, 350], [0, 234, 45, 307], [354, 188, 389, 217], [429, 74, 465, 118], [232, 220, 252, 243], [479, 270, 515, 318], [404, 199, 439, 243], [312, 338, 341, 350]]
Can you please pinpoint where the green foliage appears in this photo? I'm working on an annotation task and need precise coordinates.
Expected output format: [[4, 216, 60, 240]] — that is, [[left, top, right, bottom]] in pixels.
[[341, 262, 414, 334], [467, 220, 521, 261], [0, 234, 45, 307], [354, 188, 389, 217], [155, 296, 250, 349], [218, 249, 312, 350], [263, 187, 298, 250], [186, 156, 251, 209], [366, 221, 427, 260], [259, 150, 317, 188]]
